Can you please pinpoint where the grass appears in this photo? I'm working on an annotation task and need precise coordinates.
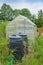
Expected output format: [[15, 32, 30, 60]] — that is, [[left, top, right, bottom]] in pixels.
[[0, 34, 43, 65], [15, 34, 43, 65], [0, 21, 43, 65]]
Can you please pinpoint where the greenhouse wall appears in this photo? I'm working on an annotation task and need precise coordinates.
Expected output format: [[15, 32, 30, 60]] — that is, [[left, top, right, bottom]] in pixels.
[[6, 15, 37, 41]]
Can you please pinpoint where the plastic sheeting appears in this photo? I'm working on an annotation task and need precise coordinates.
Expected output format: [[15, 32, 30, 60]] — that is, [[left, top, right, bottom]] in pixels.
[[6, 15, 37, 41]]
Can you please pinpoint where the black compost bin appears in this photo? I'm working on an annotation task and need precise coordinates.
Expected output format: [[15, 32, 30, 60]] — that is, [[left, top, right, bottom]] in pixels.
[[18, 33, 28, 43], [8, 35, 24, 60], [18, 33, 28, 54], [9, 35, 22, 49]]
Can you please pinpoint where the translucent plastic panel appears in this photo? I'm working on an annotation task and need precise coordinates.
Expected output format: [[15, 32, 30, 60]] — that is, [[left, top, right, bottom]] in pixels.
[[6, 15, 37, 41]]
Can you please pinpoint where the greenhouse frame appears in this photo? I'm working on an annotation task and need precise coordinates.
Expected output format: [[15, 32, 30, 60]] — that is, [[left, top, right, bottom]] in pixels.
[[6, 15, 37, 41]]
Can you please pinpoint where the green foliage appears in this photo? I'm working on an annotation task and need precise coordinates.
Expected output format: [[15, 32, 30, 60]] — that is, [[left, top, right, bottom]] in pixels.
[[34, 34, 43, 65], [35, 10, 43, 28], [0, 3, 43, 28], [0, 39, 14, 65], [0, 44, 9, 64], [13, 9, 20, 16], [22, 56, 39, 65], [20, 8, 31, 19], [15, 34, 43, 65], [0, 3, 14, 21], [31, 14, 36, 23], [0, 21, 7, 37], [0, 33, 43, 65]]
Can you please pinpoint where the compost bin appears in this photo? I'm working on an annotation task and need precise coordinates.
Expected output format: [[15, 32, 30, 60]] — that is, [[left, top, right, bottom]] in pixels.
[[18, 33, 28, 54], [8, 35, 24, 60]]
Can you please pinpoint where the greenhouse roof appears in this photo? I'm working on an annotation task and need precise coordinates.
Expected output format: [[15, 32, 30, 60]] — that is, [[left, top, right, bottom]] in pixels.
[[7, 15, 36, 27], [14, 15, 36, 26]]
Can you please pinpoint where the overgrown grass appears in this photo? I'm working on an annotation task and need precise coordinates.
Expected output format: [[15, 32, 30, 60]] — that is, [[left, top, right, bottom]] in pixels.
[[0, 34, 43, 65], [0, 21, 43, 65], [15, 34, 43, 65], [0, 20, 8, 38]]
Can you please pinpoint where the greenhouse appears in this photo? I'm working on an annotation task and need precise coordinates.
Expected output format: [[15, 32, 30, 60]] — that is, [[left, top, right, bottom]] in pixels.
[[6, 15, 37, 41]]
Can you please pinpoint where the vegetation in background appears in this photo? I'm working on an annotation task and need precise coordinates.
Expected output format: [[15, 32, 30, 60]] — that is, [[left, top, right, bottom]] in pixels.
[[35, 10, 43, 28], [13, 9, 21, 17], [20, 8, 31, 19], [0, 3, 14, 21], [0, 3, 43, 28]]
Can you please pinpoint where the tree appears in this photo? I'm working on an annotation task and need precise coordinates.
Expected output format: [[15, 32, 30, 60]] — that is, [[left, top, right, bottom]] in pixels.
[[0, 3, 14, 21], [20, 8, 31, 19], [31, 14, 36, 23], [13, 9, 20, 16], [36, 10, 43, 28]]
